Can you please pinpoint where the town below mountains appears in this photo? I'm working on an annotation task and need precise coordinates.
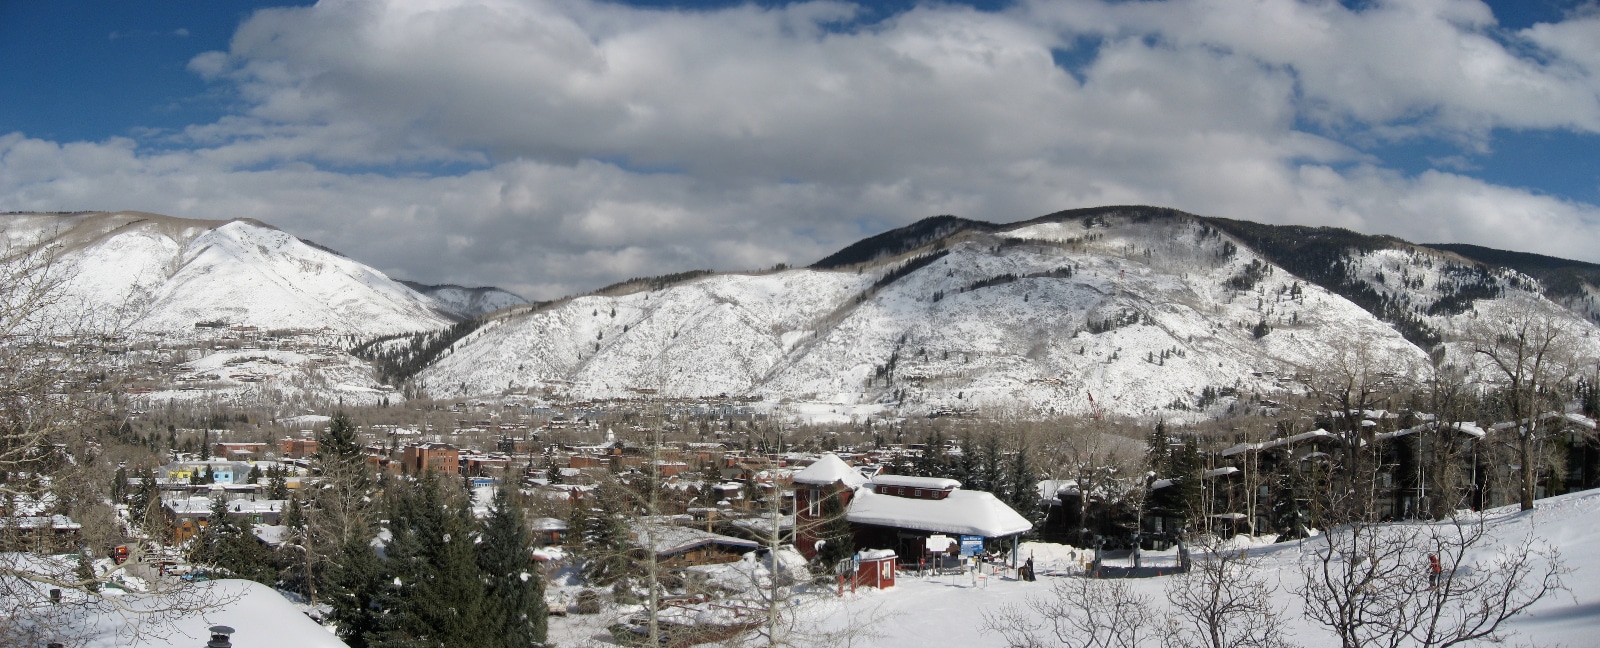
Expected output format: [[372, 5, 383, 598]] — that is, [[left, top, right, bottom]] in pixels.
[[7, 206, 1600, 648], [6, 206, 1599, 422]]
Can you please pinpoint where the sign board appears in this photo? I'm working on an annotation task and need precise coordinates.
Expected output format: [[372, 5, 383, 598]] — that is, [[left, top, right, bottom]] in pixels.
[[959, 535, 984, 556], [925, 534, 953, 553]]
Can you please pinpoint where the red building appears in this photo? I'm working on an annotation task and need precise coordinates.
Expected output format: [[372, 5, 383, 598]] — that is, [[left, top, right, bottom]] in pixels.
[[214, 442, 268, 460], [792, 453, 870, 559], [278, 438, 320, 459], [402, 442, 460, 475]]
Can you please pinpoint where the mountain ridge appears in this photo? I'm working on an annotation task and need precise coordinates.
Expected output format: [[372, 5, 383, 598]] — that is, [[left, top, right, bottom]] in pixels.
[[413, 206, 1600, 420]]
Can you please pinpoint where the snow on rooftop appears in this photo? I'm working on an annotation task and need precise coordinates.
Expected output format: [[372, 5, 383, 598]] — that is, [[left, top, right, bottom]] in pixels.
[[82, 579, 347, 647], [869, 474, 961, 490], [1035, 479, 1078, 500], [791, 453, 869, 488], [847, 487, 1031, 538], [633, 523, 759, 556], [165, 497, 287, 515], [531, 517, 568, 531], [1221, 428, 1334, 457]]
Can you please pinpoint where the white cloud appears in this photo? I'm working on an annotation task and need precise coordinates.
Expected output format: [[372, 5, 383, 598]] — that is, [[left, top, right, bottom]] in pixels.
[[4, 0, 1600, 298]]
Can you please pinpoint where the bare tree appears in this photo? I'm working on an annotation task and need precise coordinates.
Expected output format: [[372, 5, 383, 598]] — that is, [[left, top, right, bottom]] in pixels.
[[1298, 514, 1565, 648], [1162, 537, 1290, 648], [1294, 339, 1419, 523], [1469, 305, 1586, 511], [0, 234, 221, 645], [982, 576, 1157, 648]]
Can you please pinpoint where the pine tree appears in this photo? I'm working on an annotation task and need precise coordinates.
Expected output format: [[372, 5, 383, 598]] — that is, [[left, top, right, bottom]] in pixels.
[[326, 536, 389, 648], [319, 412, 362, 460], [1148, 422, 1171, 474], [111, 465, 129, 504], [267, 465, 290, 500], [376, 474, 488, 648], [813, 488, 855, 571], [76, 551, 99, 593], [190, 497, 273, 584], [1168, 436, 1204, 526], [1270, 466, 1308, 540], [477, 487, 549, 648], [579, 481, 637, 586], [979, 434, 1004, 494], [1006, 443, 1036, 515], [915, 430, 947, 477], [951, 433, 979, 488]]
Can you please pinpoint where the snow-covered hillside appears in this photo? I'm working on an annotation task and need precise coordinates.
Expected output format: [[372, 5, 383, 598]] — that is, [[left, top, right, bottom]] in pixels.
[[399, 280, 528, 319], [2, 211, 452, 337], [749, 487, 1600, 648], [420, 208, 1600, 419]]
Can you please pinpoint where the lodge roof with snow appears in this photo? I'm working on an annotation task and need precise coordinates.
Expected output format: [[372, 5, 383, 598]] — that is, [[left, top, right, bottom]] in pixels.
[[633, 524, 759, 557], [845, 487, 1032, 538], [791, 453, 870, 488], [868, 474, 961, 490]]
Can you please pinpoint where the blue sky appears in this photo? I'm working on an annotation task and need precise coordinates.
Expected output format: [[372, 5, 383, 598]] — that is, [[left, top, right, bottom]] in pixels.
[[2, 0, 1598, 298]]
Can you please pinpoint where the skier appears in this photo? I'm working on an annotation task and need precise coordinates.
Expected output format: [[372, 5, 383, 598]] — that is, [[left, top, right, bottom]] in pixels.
[[1428, 553, 1442, 590]]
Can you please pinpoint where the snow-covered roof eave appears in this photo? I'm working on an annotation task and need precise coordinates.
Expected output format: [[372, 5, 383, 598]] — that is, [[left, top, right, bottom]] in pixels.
[[791, 453, 870, 488], [846, 488, 1031, 538]]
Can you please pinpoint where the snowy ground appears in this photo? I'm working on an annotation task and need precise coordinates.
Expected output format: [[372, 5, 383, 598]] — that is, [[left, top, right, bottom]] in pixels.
[[549, 488, 1600, 647]]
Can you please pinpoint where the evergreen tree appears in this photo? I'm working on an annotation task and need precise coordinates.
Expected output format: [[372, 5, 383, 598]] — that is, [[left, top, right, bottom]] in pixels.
[[267, 465, 290, 500], [326, 536, 389, 648], [915, 429, 948, 477], [813, 488, 855, 571], [127, 466, 151, 526], [247, 464, 263, 484], [1167, 436, 1204, 525], [477, 487, 548, 648], [1270, 466, 1308, 540], [190, 497, 274, 584], [579, 481, 637, 586], [110, 465, 129, 504], [978, 434, 1004, 494], [76, 551, 99, 593], [1148, 422, 1172, 474], [951, 433, 979, 488], [376, 475, 487, 648], [319, 412, 362, 460], [1006, 443, 1036, 516]]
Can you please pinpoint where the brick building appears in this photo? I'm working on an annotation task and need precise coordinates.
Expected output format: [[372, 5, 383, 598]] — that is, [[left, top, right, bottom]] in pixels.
[[402, 442, 460, 475]]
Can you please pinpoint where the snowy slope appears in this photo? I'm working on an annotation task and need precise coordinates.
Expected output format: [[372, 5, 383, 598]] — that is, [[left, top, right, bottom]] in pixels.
[[798, 489, 1600, 648], [1, 211, 452, 336], [418, 208, 1600, 419], [399, 280, 529, 319]]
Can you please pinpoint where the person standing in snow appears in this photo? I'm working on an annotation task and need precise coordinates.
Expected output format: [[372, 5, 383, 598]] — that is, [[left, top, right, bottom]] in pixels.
[[1428, 553, 1442, 589]]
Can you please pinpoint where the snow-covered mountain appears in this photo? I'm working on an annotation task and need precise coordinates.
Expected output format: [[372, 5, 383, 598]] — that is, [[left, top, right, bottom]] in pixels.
[[414, 206, 1600, 420], [1, 211, 453, 336], [399, 281, 529, 319]]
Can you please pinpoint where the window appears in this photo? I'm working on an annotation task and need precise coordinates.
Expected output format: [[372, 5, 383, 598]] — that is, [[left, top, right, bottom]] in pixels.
[[914, 488, 923, 498], [807, 488, 820, 516]]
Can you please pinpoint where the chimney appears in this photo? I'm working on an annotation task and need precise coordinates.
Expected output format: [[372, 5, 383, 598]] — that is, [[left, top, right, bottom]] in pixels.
[[206, 625, 235, 647]]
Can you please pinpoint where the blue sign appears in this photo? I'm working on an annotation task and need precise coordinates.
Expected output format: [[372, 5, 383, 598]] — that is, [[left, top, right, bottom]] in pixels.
[[959, 535, 984, 556]]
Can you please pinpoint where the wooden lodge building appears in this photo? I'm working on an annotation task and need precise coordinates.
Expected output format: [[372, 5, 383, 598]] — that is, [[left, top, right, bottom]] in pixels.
[[793, 453, 1032, 567]]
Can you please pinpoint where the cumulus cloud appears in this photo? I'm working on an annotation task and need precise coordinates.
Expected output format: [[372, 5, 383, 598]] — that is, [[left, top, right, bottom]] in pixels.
[[4, 0, 1600, 298]]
